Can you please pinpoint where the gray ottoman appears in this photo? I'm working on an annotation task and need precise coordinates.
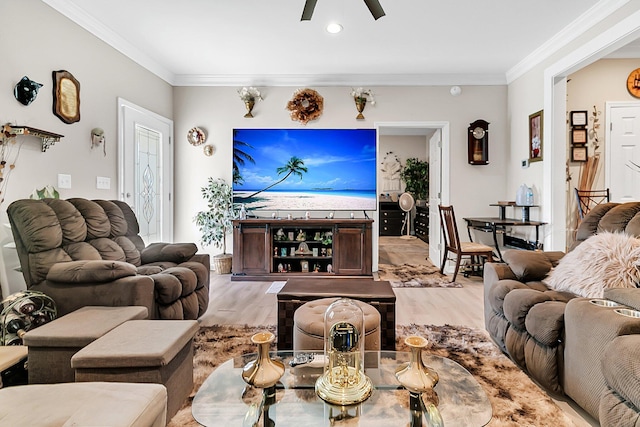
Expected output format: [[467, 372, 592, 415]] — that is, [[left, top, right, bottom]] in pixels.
[[71, 319, 199, 421], [0, 382, 167, 426], [293, 297, 381, 351], [22, 306, 148, 384]]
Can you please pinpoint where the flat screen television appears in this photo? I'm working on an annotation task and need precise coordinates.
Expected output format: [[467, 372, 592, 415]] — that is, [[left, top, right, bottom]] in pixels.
[[233, 128, 377, 212]]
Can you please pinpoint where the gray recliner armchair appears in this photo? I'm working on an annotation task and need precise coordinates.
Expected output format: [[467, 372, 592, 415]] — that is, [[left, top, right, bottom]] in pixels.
[[8, 198, 210, 320]]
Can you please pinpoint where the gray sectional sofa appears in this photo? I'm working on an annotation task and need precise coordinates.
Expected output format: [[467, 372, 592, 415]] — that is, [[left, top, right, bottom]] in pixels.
[[484, 202, 640, 425]]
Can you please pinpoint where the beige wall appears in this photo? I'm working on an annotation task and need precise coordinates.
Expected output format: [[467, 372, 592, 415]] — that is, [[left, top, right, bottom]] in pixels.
[[1, 0, 173, 296], [173, 85, 508, 255], [565, 58, 640, 242], [507, 2, 640, 250], [1, 0, 172, 205], [567, 58, 640, 190], [378, 135, 428, 198]]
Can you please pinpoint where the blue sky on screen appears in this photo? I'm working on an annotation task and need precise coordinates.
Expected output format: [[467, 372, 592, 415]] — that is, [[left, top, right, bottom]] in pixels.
[[233, 129, 377, 191]]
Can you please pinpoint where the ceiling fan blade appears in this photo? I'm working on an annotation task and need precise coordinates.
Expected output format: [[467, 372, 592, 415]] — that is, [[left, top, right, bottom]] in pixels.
[[363, 0, 385, 20], [301, 0, 318, 21], [364, 0, 385, 21]]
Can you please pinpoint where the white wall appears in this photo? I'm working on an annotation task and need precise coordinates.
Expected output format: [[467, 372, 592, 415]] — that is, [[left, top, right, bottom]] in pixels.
[[173, 85, 508, 256], [1, 0, 173, 297]]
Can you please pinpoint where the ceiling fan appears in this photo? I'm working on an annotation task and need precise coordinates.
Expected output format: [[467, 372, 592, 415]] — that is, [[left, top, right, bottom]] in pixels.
[[301, 0, 386, 21]]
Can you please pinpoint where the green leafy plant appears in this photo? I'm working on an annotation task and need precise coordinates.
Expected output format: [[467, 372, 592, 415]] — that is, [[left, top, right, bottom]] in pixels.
[[194, 178, 237, 254], [29, 185, 59, 199], [400, 158, 429, 201]]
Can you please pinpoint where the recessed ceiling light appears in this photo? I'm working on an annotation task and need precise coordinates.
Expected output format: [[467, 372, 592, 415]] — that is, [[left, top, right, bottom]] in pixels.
[[326, 23, 343, 34]]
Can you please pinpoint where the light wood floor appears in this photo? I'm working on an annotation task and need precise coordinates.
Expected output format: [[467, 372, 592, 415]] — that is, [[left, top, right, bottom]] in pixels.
[[199, 236, 596, 426]]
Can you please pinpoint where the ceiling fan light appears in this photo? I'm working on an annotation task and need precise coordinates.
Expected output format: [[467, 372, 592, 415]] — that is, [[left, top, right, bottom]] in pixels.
[[326, 23, 343, 34]]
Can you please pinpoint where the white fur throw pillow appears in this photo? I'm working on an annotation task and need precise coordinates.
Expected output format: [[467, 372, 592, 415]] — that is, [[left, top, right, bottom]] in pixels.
[[543, 232, 640, 298]]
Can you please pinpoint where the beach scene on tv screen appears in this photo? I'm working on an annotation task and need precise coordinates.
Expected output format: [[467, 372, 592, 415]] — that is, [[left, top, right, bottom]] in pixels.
[[233, 129, 377, 212]]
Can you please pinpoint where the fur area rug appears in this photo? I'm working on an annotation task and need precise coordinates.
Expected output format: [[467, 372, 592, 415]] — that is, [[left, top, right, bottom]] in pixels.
[[378, 263, 463, 288], [397, 324, 576, 426], [169, 324, 575, 427], [545, 231, 640, 298]]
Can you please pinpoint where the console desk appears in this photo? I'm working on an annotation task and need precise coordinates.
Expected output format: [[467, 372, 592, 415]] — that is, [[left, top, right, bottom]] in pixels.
[[463, 217, 546, 262]]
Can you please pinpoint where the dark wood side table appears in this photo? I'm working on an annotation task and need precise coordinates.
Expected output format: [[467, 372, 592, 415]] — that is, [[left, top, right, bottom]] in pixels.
[[277, 278, 396, 351]]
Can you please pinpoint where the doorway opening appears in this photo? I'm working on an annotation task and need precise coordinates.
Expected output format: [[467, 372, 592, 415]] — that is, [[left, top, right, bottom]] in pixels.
[[374, 121, 450, 271], [544, 10, 640, 251]]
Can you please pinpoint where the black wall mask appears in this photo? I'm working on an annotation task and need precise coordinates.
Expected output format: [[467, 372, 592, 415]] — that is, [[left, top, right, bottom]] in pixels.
[[14, 76, 43, 106]]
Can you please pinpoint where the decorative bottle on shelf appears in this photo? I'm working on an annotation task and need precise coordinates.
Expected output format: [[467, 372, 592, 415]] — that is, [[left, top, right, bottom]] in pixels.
[[239, 204, 247, 220]]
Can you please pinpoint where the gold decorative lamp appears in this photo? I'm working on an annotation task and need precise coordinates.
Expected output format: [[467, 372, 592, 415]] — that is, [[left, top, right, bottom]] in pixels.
[[315, 298, 372, 406]]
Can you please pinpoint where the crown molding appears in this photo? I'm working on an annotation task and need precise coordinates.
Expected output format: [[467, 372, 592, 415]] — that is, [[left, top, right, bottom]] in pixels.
[[506, 0, 630, 84], [172, 73, 507, 87], [44, 0, 625, 88], [41, 0, 176, 85]]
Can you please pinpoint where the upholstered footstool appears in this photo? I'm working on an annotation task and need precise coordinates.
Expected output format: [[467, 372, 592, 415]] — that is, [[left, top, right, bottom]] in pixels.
[[22, 305, 149, 384], [71, 319, 199, 420], [0, 382, 167, 426], [293, 297, 381, 351]]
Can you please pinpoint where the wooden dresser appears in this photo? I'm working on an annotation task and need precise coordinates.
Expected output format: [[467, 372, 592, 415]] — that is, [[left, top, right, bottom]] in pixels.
[[379, 201, 405, 236], [414, 205, 429, 242]]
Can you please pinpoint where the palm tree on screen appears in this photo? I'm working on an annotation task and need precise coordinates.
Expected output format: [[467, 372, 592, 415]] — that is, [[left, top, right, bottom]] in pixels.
[[232, 130, 255, 185], [243, 156, 308, 199]]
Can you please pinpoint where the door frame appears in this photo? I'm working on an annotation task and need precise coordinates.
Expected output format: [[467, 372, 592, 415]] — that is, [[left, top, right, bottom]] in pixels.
[[374, 121, 450, 271], [544, 9, 640, 251], [117, 97, 174, 241]]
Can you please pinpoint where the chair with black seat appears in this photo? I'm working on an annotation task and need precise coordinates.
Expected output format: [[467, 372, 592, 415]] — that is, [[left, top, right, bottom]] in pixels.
[[438, 205, 494, 282], [574, 188, 610, 220]]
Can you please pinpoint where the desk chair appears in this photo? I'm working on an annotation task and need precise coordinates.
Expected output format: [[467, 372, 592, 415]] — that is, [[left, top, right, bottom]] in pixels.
[[575, 188, 610, 220], [438, 205, 494, 282]]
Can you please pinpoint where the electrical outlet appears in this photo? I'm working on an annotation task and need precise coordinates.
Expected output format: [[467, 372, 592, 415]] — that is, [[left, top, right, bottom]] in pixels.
[[58, 174, 72, 189], [96, 176, 111, 190]]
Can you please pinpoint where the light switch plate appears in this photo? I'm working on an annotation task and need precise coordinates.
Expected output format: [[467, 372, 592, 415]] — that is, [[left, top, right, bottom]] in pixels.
[[96, 176, 111, 190], [58, 174, 72, 189]]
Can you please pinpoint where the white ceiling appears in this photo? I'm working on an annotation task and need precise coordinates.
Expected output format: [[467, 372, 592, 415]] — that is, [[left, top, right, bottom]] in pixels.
[[43, 0, 637, 86]]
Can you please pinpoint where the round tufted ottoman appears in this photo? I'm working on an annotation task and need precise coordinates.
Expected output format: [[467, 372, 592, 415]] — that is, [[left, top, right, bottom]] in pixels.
[[293, 297, 381, 351]]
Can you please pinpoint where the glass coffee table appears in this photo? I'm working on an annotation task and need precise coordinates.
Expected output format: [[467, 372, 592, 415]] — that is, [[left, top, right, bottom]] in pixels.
[[192, 351, 491, 426]]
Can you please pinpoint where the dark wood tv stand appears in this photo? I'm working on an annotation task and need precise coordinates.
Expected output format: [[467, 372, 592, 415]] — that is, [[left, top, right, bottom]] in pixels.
[[231, 218, 373, 281]]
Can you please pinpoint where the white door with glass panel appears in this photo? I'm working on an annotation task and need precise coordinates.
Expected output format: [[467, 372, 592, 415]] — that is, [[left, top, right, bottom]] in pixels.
[[606, 102, 640, 202], [117, 98, 173, 243]]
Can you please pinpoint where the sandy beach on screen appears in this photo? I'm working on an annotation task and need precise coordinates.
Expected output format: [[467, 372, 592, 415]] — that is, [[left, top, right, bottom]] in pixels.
[[234, 191, 375, 212]]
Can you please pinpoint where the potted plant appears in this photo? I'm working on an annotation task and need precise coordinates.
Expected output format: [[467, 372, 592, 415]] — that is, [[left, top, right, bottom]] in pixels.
[[194, 177, 237, 274], [400, 158, 429, 205]]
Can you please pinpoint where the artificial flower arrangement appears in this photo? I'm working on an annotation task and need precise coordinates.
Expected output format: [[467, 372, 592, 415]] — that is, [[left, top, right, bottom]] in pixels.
[[350, 87, 376, 104], [238, 86, 263, 102]]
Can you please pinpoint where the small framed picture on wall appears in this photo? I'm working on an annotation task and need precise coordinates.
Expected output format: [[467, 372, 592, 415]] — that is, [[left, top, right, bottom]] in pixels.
[[571, 128, 588, 144], [570, 110, 588, 127], [572, 145, 588, 162], [529, 110, 543, 162]]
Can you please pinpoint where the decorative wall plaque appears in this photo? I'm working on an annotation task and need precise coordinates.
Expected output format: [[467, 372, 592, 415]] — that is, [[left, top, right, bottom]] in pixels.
[[52, 70, 80, 124]]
